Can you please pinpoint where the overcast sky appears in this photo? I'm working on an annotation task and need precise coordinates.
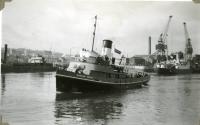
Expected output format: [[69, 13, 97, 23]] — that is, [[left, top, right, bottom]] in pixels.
[[2, 0, 200, 56]]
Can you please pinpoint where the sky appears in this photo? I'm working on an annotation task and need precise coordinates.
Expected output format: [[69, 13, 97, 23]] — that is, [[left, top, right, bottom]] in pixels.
[[2, 0, 200, 56]]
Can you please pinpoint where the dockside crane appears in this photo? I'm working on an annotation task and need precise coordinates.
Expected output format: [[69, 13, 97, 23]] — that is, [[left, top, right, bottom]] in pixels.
[[183, 22, 193, 61], [156, 15, 173, 62]]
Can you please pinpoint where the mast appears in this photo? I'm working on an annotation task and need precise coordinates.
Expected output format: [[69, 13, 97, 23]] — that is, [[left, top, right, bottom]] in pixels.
[[91, 15, 97, 52]]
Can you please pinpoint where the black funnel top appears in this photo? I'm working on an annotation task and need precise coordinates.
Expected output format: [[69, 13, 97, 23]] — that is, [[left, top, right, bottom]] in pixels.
[[103, 40, 113, 49]]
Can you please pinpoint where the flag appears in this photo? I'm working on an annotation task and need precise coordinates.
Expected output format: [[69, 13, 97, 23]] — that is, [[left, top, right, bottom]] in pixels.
[[114, 48, 121, 54]]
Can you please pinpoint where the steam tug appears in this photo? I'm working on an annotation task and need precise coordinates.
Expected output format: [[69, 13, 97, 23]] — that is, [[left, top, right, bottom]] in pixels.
[[56, 16, 150, 92]]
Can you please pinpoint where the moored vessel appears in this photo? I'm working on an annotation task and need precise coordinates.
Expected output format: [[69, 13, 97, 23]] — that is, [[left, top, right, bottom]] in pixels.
[[1, 44, 55, 73], [154, 17, 194, 75]]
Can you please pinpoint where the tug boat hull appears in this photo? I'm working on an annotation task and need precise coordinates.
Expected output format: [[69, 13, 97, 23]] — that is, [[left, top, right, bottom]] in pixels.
[[56, 71, 150, 92]]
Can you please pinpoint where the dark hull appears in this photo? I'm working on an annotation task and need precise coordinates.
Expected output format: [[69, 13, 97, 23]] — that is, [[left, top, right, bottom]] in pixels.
[[192, 70, 200, 73], [56, 74, 150, 92], [1, 63, 56, 73], [176, 69, 192, 74], [155, 68, 176, 75], [155, 68, 192, 75], [191, 66, 200, 73]]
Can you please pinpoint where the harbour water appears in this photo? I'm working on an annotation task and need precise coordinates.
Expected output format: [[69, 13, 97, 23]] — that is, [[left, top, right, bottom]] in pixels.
[[0, 72, 200, 125]]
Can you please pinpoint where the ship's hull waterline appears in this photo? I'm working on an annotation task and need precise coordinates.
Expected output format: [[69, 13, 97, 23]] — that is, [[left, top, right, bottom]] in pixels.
[[56, 74, 150, 92], [155, 67, 192, 75]]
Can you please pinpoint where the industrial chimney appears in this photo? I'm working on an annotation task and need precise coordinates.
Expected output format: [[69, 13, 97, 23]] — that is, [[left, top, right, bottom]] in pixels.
[[3, 44, 8, 64], [148, 36, 151, 55], [101, 40, 112, 58]]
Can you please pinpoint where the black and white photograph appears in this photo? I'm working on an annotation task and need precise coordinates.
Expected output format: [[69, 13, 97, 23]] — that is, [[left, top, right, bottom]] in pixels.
[[0, 0, 200, 125]]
